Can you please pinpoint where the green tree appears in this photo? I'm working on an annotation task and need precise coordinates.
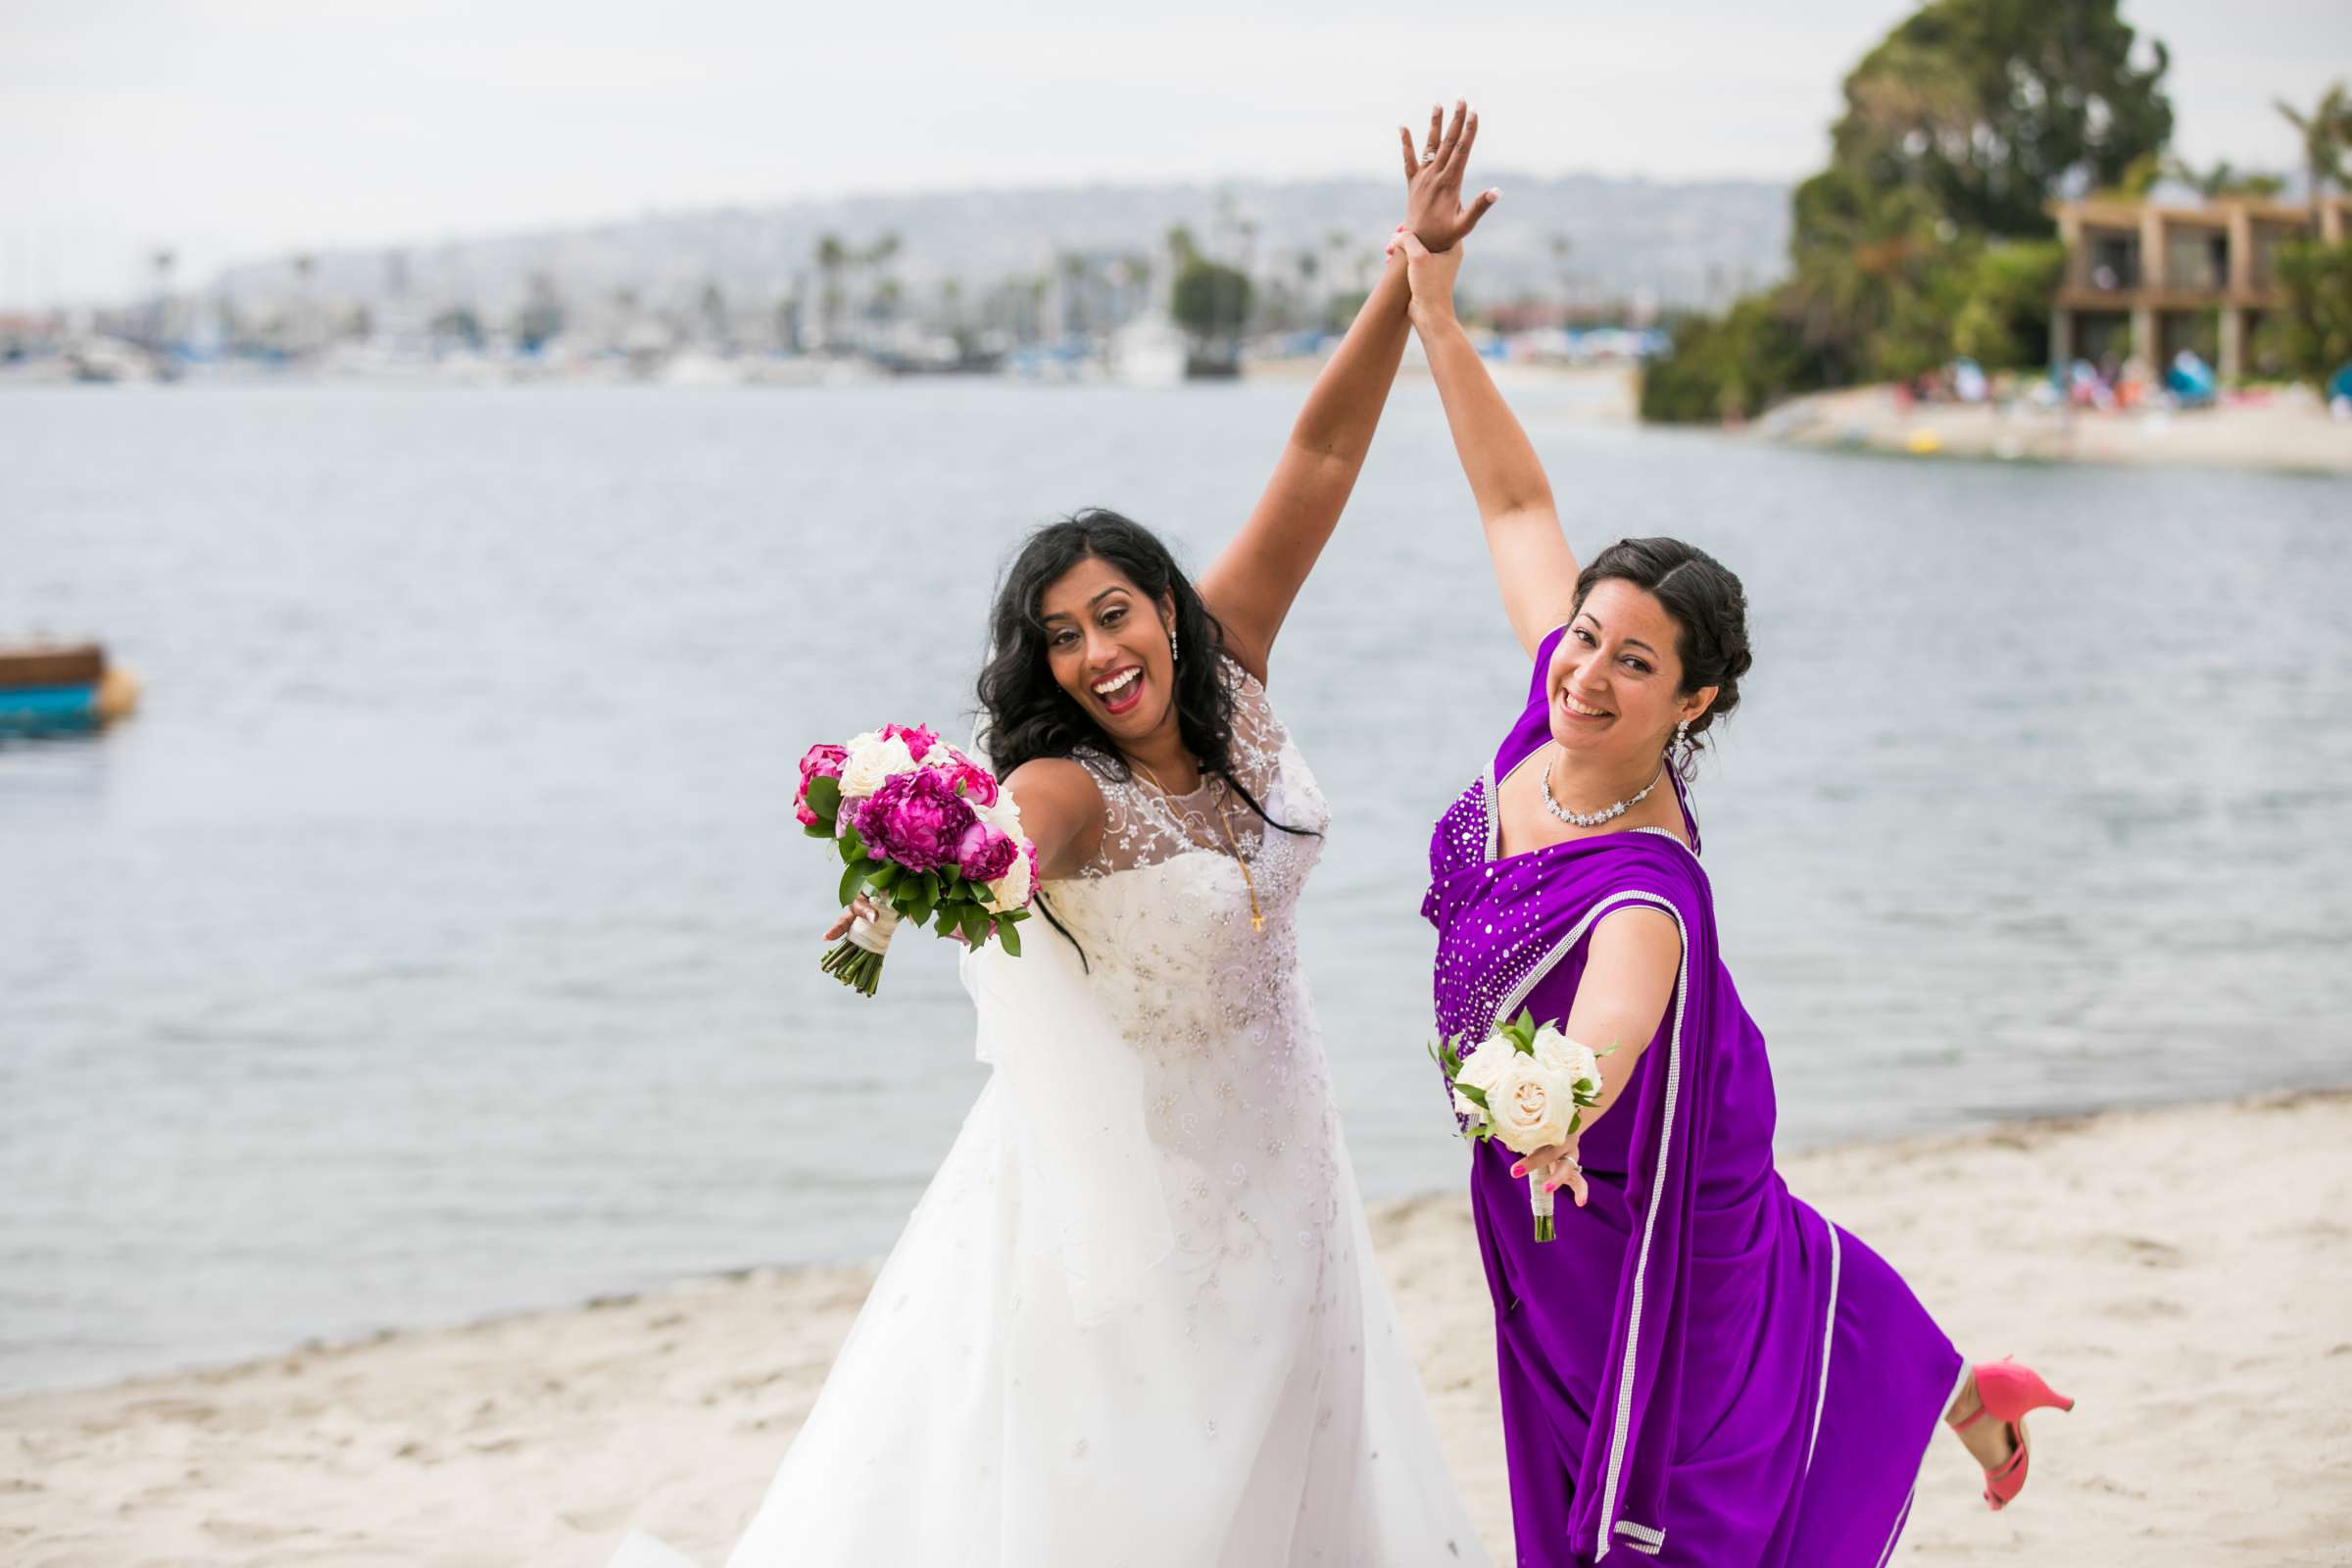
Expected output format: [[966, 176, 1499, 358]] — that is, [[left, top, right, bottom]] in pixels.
[[1171, 260, 1253, 343], [860, 232, 902, 325], [1639, 297, 1821, 423], [2254, 239, 2352, 386], [815, 234, 848, 347], [1643, 0, 2178, 422], [1821, 0, 2174, 240], [2275, 81, 2352, 229], [2166, 156, 2287, 200], [1785, 171, 1965, 383], [1950, 240, 2068, 368]]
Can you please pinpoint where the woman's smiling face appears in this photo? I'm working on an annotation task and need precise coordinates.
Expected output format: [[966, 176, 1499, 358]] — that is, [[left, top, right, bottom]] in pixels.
[[1038, 555, 1178, 744], [1543, 578, 1714, 763]]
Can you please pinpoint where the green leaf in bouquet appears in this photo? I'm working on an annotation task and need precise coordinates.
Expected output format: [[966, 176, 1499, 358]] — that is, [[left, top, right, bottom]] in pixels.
[[837, 861, 869, 908], [919, 871, 941, 904], [870, 863, 903, 890], [959, 906, 990, 946], [940, 864, 962, 888], [996, 920, 1022, 957], [1453, 1081, 1492, 1112], [837, 824, 865, 864], [806, 775, 842, 820], [803, 821, 833, 839], [933, 906, 959, 938], [1434, 1038, 1463, 1079]]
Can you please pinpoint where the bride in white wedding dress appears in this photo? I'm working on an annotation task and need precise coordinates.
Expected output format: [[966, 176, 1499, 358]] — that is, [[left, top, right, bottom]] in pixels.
[[618, 105, 1502, 1567]]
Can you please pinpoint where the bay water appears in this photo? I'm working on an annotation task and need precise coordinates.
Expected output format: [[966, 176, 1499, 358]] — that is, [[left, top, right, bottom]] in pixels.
[[4, 377, 2346, 1395]]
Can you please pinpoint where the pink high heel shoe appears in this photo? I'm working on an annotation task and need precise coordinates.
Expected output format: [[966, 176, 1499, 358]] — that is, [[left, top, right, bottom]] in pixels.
[[1957, 1358, 2075, 1510]]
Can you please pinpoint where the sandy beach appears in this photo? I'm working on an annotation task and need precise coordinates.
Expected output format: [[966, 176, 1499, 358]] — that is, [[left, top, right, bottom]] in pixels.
[[6, 1089, 2348, 1567], [1759, 383, 2352, 473]]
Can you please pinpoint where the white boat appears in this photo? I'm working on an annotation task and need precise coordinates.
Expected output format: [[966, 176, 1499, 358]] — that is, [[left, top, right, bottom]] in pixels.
[[1107, 317, 1187, 388]]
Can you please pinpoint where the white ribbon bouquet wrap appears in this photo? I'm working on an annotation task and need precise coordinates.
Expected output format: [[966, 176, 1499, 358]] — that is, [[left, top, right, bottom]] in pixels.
[[1433, 1009, 1608, 1241], [796, 723, 1037, 996]]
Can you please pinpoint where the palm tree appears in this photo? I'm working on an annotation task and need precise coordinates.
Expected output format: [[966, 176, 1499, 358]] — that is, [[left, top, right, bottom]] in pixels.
[[2165, 156, 2286, 201], [1057, 252, 1090, 335], [2276, 81, 2352, 230], [1784, 171, 1953, 383], [862, 232, 903, 330], [814, 234, 848, 349]]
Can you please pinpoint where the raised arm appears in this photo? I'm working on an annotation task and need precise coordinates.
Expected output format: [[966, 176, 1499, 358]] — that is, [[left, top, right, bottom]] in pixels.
[[1199, 101, 1499, 681], [1395, 231, 1583, 658]]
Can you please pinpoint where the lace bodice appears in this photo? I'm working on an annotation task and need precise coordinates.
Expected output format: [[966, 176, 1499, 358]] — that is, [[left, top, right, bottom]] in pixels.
[[1022, 658, 1339, 1319], [1040, 658, 1329, 1041], [1066, 655, 1304, 877]]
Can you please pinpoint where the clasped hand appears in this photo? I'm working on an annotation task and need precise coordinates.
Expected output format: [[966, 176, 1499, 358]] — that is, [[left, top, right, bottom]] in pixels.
[[1392, 99, 1494, 325]]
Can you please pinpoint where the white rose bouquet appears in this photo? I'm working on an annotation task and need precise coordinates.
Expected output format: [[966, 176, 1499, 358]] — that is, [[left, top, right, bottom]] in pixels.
[[796, 723, 1036, 996], [1431, 1008, 1608, 1241]]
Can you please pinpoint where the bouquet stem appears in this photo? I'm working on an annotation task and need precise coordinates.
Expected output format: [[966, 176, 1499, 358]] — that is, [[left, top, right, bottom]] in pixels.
[[1530, 1178, 1556, 1244], [820, 906, 901, 997]]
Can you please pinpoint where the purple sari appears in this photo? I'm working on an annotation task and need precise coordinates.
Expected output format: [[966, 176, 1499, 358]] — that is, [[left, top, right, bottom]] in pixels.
[[1424, 625, 1965, 1567]]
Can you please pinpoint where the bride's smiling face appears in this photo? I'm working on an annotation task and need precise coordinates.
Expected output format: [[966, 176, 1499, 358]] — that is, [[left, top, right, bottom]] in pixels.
[[1544, 579, 1715, 765], [1038, 556, 1178, 744]]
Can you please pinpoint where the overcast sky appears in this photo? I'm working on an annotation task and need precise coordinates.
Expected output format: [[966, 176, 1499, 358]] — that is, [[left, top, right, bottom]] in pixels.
[[4, 0, 2346, 308]]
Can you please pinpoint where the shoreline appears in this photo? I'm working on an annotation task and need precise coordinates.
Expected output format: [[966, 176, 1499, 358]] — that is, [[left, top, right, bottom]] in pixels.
[[7, 1088, 2349, 1565], [1756, 381, 2352, 474]]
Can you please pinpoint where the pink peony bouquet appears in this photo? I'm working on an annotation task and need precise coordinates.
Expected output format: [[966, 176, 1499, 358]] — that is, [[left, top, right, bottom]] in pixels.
[[797, 723, 1036, 995]]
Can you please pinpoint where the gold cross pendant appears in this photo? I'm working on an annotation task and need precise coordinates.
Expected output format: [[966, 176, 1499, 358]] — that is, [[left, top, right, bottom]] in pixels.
[[1250, 911, 1265, 934]]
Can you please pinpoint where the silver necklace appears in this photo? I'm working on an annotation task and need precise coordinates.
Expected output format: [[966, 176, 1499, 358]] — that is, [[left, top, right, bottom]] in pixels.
[[1540, 747, 1665, 828]]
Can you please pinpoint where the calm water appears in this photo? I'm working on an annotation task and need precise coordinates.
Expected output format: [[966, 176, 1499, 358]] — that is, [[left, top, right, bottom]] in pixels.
[[3, 379, 2347, 1396]]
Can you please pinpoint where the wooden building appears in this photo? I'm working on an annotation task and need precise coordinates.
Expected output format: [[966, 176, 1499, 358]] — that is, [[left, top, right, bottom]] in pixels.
[[2049, 195, 2350, 380]]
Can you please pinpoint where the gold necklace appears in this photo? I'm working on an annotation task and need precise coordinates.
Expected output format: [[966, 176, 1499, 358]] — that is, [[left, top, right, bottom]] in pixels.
[[1131, 759, 1265, 934]]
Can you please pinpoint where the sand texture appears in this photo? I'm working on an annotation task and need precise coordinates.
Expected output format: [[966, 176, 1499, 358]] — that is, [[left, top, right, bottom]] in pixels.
[[6, 1091, 2348, 1566]]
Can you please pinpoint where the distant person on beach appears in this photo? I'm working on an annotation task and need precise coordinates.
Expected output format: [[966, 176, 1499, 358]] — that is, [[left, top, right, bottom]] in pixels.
[[1393, 224, 2075, 1567], [612, 104, 1502, 1568]]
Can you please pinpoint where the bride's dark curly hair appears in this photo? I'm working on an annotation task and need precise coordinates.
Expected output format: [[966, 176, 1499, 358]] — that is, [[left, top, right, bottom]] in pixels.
[[976, 509, 1314, 960]]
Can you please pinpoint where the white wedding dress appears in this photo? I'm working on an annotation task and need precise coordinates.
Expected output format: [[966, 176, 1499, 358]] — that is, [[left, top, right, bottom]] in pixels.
[[620, 661, 1486, 1566]]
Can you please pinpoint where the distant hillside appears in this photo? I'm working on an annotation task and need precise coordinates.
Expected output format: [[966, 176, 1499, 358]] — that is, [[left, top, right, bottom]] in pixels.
[[210, 173, 1789, 318]]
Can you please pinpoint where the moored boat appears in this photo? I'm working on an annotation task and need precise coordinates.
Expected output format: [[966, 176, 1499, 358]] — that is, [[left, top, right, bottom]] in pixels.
[[0, 643, 141, 734]]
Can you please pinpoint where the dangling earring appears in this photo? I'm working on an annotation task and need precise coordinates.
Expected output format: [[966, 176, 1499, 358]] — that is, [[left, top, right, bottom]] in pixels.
[[1169, 625, 1181, 665], [1670, 717, 1692, 773]]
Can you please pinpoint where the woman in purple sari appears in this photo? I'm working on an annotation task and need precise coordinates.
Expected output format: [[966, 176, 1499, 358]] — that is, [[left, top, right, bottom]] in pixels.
[[1393, 229, 2075, 1566]]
